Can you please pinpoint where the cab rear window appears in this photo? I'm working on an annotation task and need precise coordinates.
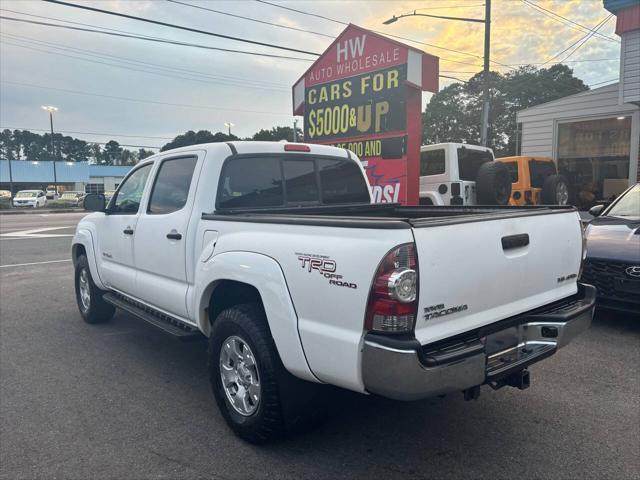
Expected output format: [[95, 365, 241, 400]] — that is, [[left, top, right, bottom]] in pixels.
[[217, 155, 369, 209], [529, 160, 556, 188]]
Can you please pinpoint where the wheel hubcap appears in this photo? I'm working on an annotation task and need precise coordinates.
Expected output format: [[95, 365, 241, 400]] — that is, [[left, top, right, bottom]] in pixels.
[[219, 336, 261, 416], [556, 183, 569, 205], [78, 268, 91, 312]]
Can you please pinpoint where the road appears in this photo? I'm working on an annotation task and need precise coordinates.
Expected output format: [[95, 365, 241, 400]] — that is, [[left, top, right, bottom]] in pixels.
[[1, 213, 639, 480]]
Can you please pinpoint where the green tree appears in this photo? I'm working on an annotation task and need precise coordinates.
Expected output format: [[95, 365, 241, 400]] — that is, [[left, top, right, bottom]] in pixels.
[[137, 148, 154, 161], [423, 64, 588, 156], [252, 126, 301, 142], [102, 140, 123, 165], [160, 130, 238, 151]]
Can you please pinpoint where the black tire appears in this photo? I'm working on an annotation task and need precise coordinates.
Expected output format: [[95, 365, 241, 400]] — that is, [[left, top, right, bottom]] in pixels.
[[475, 161, 512, 205], [209, 304, 327, 444], [74, 255, 115, 324], [541, 174, 570, 205]]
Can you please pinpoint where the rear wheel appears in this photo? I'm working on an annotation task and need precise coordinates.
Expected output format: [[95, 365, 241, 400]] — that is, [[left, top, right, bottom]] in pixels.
[[209, 304, 326, 444], [74, 255, 115, 324], [475, 162, 512, 205], [541, 174, 570, 205]]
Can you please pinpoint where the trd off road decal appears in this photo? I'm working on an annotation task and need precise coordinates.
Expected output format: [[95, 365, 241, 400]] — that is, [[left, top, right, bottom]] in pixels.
[[296, 253, 357, 289]]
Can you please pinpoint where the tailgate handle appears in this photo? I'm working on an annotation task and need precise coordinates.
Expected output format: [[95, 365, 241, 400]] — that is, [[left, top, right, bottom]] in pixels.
[[502, 233, 529, 250]]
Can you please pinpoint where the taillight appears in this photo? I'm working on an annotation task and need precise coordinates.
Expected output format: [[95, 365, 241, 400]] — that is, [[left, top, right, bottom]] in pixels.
[[365, 243, 418, 334], [284, 143, 310, 152]]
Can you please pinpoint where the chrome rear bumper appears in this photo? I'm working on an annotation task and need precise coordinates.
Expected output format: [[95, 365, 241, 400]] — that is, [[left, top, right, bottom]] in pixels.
[[362, 284, 596, 401]]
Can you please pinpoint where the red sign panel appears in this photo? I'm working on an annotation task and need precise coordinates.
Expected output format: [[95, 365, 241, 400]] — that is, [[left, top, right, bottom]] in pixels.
[[293, 24, 439, 205]]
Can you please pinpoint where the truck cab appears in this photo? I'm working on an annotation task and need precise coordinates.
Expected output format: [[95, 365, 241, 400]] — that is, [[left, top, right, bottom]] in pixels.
[[419, 143, 502, 206]]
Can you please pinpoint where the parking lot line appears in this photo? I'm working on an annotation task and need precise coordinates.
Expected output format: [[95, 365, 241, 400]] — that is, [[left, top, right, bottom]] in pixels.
[[0, 259, 71, 268]]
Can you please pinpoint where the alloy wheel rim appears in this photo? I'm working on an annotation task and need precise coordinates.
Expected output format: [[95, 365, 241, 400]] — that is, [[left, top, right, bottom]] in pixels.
[[219, 335, 261, 416], [78, 268, 91, 312]]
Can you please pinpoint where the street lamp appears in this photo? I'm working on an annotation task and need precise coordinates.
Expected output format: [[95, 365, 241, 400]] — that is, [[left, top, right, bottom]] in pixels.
[[41, 105, 59, 194], [383, 4, 492, 147], [224, 122, 235, 136]]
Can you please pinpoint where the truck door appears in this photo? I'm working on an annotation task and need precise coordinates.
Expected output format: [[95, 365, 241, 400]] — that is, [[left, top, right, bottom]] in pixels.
[[132, 155, 200, 318], [98, 164, 153, 295]]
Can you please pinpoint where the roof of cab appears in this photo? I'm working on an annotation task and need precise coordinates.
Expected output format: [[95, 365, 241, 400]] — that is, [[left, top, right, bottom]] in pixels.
[[146, 141, 351, 161]]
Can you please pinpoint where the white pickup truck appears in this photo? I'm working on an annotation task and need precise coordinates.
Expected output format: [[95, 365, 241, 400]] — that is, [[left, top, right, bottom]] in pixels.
[[73, 141, 595, 443]]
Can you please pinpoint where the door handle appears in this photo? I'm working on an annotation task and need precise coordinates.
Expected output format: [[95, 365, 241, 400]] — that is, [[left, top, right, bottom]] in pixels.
[[123, 228, 134, 235], [502, 233, 529, 250], [166, 230, 182, 240]]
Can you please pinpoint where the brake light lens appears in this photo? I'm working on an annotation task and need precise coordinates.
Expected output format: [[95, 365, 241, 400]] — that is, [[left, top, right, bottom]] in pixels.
[[284, 143, 311, 152], [365, 243, 418, 334]]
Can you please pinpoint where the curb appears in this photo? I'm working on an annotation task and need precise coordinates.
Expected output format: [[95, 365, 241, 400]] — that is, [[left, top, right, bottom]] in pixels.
[[0, 208, 84, 215]]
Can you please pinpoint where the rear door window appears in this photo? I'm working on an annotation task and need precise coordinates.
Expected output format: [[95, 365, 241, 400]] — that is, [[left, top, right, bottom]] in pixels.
[[457, 148, 493, 181], [420, 149, 445, 176]]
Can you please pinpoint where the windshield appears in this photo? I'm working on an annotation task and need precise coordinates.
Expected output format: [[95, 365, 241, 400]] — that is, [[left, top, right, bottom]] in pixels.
[[61, 193, 77, 199], [606, 184, 640, 217], [16, 192, 37, 198], [457, 148, 493, 181]]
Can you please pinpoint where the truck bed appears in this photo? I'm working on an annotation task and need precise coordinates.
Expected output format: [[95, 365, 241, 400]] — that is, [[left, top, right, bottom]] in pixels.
[[203, 203, 576, 229]]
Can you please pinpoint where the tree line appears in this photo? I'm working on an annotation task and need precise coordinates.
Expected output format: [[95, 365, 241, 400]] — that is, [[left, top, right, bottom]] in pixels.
[[0, 126, 302, 165]]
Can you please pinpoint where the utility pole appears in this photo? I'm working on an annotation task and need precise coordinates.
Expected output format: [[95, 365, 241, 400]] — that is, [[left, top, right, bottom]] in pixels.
[[383, 4, 491, 146], [41, 105, 58, 194], [293, 118, 298, 142], [480, 0, 491, 147], [224, 121, 235, 137]]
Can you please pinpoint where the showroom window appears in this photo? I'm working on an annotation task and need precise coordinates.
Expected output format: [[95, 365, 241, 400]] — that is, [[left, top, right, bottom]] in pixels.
[[556, 116, 631, 208]]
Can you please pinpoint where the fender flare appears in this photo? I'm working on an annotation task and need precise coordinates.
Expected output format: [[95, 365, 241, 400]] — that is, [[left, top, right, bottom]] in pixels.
[[420, 191, 444, 205], [72, 228, 106, 290], [194, 251, 318, 383]]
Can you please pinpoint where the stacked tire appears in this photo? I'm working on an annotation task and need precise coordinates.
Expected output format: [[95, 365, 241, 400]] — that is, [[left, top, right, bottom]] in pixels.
[[475, 162, 512, 205]]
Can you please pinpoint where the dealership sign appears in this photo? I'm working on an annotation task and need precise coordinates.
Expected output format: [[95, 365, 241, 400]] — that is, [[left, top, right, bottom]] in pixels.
[[293, 24, 439, 204]]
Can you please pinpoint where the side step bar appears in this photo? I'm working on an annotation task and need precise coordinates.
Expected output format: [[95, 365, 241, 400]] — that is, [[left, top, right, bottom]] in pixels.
[[103, 292, 202, 341]]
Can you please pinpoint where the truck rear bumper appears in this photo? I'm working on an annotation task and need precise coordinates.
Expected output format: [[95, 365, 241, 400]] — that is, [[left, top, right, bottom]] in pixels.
[[362, 284, 596, 401]]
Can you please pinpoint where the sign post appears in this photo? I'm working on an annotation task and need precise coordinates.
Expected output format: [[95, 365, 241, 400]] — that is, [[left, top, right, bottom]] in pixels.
[[293, 24, 438, 205]]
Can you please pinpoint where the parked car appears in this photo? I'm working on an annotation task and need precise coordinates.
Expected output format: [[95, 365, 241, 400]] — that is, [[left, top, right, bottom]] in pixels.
[[60, 191, 86, 206], [496, 156, 570, 206], [0, 190, 11, 199], [46, 187, 59, 200], [419, 143, 512, 206], [73, 141, 594, 443], [13, 190, 47, 208], [580, 183, 640, 314], [0, 190, 11, 209], [103, 190, 115, 204]]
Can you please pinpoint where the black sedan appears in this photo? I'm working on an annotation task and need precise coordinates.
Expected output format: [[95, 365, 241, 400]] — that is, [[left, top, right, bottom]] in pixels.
[[581, 183, 640, 314]]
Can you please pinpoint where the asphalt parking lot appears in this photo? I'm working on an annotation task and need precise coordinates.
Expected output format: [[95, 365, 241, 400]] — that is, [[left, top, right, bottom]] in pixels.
[[1, 212, 638, 480]]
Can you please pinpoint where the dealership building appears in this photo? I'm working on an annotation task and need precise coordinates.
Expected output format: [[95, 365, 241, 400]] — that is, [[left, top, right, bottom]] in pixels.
[[516, 0, 639, 205], [0, 160, 132, 194]]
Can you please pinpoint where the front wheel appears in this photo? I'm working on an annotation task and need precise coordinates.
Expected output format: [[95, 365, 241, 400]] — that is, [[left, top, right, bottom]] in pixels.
[[209, 304, 326, 443], [74, 255, 115, 324]]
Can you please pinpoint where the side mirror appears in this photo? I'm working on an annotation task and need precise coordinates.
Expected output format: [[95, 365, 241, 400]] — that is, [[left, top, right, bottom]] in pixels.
[[588, 204, 605, 217], [84, 193, 106, 212]]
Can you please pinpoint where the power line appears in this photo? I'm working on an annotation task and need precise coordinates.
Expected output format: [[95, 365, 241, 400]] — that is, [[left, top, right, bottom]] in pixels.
[[254, 0, 516, 70], [0, 80, 293, 117], [0, 37, 291, 92], [0, 31, 289, 88], [541, 15, 613, 67], [1, 126, 172, 140], [42, 0, 321, 56], [522, 0, 619, 44], [558, 17, 614, 64], [166, 0, 334, 39], [0, 15, 315, 61]]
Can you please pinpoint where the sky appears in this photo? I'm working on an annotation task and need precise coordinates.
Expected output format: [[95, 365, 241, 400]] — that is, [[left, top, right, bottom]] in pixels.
[[0, 0, 622, 150]]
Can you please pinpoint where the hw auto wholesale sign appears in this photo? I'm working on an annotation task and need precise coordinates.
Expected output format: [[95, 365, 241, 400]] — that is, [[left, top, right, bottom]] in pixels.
[[293, 24, 439, 204]]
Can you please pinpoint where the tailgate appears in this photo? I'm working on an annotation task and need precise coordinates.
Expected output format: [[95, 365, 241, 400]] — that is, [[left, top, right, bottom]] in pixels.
[[412, 210, 583, 345]]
